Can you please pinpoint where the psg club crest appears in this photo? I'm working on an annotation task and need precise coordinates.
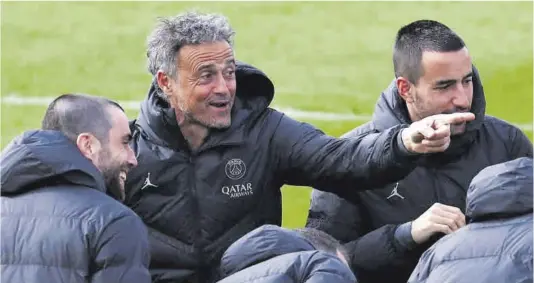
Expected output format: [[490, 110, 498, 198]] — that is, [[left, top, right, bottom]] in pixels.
[[225, 158, 246, 180]]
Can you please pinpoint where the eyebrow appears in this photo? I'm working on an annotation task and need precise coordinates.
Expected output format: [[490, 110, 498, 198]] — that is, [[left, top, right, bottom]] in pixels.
[[197, 58, 236, 73], [197, 64, 216, 73], [435, 72, 474, 86], [225, 58, 236, 66]]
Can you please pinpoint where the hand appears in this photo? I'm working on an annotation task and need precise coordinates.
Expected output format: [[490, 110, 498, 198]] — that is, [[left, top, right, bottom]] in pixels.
[[402, 112, 476, 153], [411, 203, 466, 244]]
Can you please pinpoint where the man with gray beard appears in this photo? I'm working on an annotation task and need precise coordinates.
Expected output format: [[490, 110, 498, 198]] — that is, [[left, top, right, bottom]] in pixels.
[[124, 12, 475, 283]]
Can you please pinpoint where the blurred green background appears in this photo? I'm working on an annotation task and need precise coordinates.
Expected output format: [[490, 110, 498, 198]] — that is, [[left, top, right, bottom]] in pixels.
[[2, 1, 532, 227]]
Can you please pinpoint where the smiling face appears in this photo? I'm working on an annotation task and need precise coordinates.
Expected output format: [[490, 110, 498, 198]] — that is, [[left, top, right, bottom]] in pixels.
[[94, 106, 138, 201], [159, 40, 237, 129], [397, 47, 474, 135]]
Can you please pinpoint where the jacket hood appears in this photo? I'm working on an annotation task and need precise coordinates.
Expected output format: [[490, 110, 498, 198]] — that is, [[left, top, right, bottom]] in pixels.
[[219, 225, 316, 278], [1, 130, 107, 196], [372, 65, 486, 160], [466, 157, 533, 222], [135, 61, 275, 149]]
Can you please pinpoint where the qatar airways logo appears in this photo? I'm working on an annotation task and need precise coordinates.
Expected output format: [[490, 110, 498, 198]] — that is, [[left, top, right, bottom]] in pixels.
[[222, 183, 253, 198], [222, 158, 253, 198]]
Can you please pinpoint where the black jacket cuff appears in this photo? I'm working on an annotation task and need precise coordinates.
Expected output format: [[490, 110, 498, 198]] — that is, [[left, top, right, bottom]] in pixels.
[[394, 221, 418, 251]]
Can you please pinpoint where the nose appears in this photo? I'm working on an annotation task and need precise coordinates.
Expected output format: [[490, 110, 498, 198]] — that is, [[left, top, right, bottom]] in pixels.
[[127, 146, 138, 168], [452, 85, 471, 109], [213, 72, 230, 95]]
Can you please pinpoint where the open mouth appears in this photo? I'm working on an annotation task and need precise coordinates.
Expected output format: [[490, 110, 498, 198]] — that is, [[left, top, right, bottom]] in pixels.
[[119, 171, 127, 182], [209, 101, 230, 109]]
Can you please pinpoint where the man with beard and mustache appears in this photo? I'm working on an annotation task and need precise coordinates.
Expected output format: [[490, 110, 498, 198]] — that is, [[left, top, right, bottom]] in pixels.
[[0, 93, 151, 283], [306, 19, 533, 283], [124, 12, 475, 283]]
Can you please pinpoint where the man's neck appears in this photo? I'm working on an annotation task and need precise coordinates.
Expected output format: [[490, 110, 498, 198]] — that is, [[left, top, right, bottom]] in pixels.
[[179, 121, 208, 151], [175, 110, 209, 151]]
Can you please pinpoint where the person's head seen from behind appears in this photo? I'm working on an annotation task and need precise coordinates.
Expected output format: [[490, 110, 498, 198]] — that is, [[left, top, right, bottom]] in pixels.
[[293, 227, 351, 268]]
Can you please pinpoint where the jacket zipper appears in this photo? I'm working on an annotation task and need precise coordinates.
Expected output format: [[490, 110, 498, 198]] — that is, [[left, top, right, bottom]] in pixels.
[[187, 152, 204, 267]]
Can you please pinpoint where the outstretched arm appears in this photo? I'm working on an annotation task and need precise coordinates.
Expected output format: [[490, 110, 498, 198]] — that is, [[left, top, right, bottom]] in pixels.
[[271, 111, 475, 200]]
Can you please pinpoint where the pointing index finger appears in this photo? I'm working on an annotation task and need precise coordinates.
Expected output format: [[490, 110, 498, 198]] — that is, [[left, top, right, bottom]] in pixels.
[[436, 113, 475, 125]]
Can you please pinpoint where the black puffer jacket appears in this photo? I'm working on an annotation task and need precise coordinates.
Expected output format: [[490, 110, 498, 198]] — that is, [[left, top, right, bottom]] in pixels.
[[408, 157, 533, 283], [1, 130, 151, 283], [306, 66, 533, 283], [124, 62, 420, 283]]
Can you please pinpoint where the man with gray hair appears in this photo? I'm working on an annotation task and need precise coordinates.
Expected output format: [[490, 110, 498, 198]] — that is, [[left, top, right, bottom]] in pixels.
[[124, 11, 475, 283]]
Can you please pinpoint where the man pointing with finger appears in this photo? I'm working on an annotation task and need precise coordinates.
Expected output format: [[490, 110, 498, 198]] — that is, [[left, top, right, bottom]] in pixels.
[[307, 19, 533, 283], [124, 12, 476, 283]]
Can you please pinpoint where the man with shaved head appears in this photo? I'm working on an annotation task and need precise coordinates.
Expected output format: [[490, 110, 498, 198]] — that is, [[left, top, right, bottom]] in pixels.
[[1, 93, 151, 283]]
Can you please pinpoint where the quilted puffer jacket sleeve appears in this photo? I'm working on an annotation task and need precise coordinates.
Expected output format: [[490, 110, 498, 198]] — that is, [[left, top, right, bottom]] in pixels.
[[306, 189, 421, 274], [90, 214, 151, 283], [270, 111, 419, 201]]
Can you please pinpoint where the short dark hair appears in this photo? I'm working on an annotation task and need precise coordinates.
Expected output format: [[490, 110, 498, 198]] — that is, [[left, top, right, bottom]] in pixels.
[[293, 227, 349, 261], [41, 93, 124, 143], [393, 19, 466, 84]]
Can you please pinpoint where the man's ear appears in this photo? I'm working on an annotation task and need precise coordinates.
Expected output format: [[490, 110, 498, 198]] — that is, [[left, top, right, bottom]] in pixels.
[[76, 133, 101, 161], [156, 71, 174, 96], [396, 76, 414, 103]]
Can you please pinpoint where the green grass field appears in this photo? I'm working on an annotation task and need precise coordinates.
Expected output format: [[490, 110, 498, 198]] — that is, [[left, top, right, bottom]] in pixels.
[[2, 1, 532, 228]]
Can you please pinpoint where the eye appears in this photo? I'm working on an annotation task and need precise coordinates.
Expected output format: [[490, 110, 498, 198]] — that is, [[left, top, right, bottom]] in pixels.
[[463, 78, 473, 84], [122, 141, 131, 149], [224, 69, 236, 78], [200, 72, 213, 80]]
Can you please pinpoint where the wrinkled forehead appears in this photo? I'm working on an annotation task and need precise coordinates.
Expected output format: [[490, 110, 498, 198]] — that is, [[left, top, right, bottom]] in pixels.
[[178, 41, 235, 71]]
